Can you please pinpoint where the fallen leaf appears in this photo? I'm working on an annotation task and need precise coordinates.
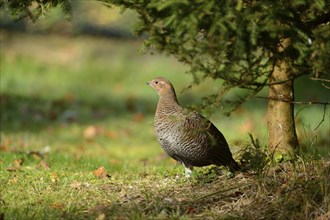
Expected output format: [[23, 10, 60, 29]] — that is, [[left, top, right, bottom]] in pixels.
[[0, 144, 9, 152], [50, 172, 59, 183], [14, 158, 24, 167], [0, 138, 11, 152], [84, 126, 97, 139], [187, 206, 195, 215], [105, 131, 118, 139], [84, 125, 103, 140], [6, 158, 24, 172], [28, 151, 44, 160], [93, 166, 110, 179], [109, 159, 120, 165], [70, 181, 82, 189], [8, 177, 18, 183], [6, 167, 18, 172], [51, 202, 64, 209], [38, 160, 51, 170], [133, 113, 144, 122]]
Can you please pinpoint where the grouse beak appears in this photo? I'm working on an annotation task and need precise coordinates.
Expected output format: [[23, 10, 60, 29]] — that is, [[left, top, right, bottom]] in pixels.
[[147, 81, 151, 86]]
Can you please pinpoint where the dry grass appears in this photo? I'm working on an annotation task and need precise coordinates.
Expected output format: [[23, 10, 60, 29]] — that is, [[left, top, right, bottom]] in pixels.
[[85, 158, 330, 220]]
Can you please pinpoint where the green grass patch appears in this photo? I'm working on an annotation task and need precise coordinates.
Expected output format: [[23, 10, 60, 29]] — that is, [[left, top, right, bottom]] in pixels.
[[0, 33, 329, 219]]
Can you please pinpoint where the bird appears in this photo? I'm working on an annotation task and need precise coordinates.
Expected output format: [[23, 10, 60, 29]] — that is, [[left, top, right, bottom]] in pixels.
[[147, 77, 240, 177]]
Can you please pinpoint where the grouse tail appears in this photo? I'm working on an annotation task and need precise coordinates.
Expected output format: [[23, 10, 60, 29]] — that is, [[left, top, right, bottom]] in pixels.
[[228, 160, 241, 172]]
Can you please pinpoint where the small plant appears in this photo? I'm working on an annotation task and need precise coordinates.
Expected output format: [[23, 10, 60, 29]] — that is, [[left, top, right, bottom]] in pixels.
[[237, 133, 269, 174]]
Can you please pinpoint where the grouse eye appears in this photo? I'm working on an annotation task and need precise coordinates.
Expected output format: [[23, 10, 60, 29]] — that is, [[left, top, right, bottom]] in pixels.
[[154, 81, 159, 85]]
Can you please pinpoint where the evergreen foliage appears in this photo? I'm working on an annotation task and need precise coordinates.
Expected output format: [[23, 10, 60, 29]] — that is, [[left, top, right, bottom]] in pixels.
[[0, 0, 72, 21], [97, 0, 329, 156], [100, 0, 329, 108]]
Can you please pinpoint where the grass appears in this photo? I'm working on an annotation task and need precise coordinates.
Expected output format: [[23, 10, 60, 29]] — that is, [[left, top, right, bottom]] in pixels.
[[0, 32, 329, 219]]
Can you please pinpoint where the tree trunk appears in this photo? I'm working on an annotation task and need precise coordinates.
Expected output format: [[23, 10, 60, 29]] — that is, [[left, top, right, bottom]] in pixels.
[[268, 42, 299, 160]]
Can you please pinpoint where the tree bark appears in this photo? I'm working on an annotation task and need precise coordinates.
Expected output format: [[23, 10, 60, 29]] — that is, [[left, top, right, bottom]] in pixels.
[[268, 41, 299, 159]]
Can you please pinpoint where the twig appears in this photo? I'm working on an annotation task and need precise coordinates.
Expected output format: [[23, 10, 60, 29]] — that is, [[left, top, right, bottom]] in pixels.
[[266, 76, 297, 86], [194, 185, 247, 201], [249, 72, 307, 87], [310, 77, 330, 89], [310, 78, 330, 83], [257, 96, 329, 130], [256, 96, 330, 105], [314, 104, 328, 131], [321, 82, 330, 89]]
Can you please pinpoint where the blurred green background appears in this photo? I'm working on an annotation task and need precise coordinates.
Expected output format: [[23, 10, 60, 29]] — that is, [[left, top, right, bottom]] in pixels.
[[1, 1, 329, 164]]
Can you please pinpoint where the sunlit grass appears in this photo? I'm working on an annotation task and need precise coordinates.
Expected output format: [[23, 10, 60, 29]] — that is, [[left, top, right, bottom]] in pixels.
[[0, 33, 329, 219]]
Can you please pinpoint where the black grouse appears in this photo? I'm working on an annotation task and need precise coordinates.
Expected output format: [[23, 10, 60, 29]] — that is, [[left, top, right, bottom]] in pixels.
[[147, 77, 240, 176]]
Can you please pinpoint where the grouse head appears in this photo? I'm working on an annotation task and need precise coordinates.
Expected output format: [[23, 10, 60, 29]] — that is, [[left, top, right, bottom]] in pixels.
[[147, 77, 178, 101]]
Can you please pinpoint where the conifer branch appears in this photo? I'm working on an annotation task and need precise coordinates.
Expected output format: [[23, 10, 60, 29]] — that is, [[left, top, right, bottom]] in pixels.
[[314, 104, 328, 131], [255, 96, 330, 105], [311, 78, 330, 89]]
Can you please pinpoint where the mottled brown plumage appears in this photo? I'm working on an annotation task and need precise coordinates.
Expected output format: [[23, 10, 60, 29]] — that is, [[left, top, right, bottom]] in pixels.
[[147, 77, 240, 176]]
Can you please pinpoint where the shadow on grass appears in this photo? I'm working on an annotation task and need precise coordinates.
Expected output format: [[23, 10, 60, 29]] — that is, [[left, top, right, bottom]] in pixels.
[[23, 162, 326, 220], [0, 93, 157, 133], [90, 161, 330, 219]]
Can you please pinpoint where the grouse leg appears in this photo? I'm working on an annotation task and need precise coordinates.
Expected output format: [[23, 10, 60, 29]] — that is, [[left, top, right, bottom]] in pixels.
[[183, 164, 193, 177]]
